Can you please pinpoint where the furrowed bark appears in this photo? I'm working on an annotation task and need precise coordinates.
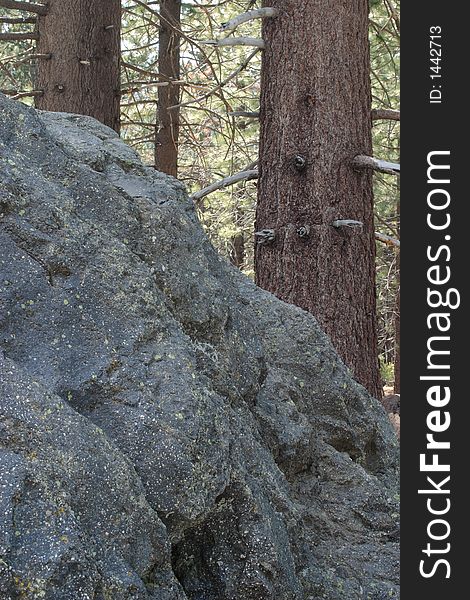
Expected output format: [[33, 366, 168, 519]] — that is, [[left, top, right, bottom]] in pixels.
[[35, 0, 121, 133], [155, 0, 181, 177], [255, 0, 382, 397]]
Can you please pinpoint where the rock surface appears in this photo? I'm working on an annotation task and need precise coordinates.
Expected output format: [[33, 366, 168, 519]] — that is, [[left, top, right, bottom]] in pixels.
[[0, 93, 399, 600]]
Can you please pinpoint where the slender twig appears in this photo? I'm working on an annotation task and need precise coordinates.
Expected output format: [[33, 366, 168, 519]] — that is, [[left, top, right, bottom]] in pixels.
[[243, 159, 258, 171], [20, 52, 50, 59], [168, 48, 260, 111], [191, 169, 259, 203], [384, 0, 400, 33], [121, 120, 156, 128], [120, 99, 158, 108], [122, 61, 165, 80], [352, 155, 400, 175], [2, 89, 43, 99], [123, 79, 207, 90], [121, 80, 186, 93], [3, 52, 51, 66], [125, 0, 232, 115], [374, 211, 399, 238], [0, 49, 32, 71], [123, 65, 211, 88], [221, 8, 279, 32], [0, 1, 47, 15]]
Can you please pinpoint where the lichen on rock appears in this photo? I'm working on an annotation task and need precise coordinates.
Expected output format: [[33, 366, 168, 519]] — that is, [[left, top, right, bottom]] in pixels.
[[0, 93, 399, 600]]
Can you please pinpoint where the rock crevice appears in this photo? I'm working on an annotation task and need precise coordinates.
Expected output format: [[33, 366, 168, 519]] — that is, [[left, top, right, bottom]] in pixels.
[[0, 94, 398, 600]]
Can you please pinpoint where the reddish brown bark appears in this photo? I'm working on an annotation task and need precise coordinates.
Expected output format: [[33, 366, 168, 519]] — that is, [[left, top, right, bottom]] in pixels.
[[155, 0, 181, 177], [255, 0, 382, 397], [35, 0, 121, 133]]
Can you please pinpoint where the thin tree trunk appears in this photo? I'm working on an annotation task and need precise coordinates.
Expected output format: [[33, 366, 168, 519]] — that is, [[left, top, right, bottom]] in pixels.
[[155, 0, 181, 177], [255, 0, 382, 398], [230, 232, 245, 269], [35, 0, 121, 133], [230, 200, 246, 269]]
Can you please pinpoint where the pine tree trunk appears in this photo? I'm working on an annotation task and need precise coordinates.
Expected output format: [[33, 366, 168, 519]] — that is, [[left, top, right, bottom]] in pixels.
[[35, 0, 121, 133], [155, 0, 181, 177], [255, 0, 382, 398], [230, 232, 245, 269]]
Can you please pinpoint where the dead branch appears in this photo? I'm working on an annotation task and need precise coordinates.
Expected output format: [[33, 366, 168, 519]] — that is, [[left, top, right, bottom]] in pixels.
[[0, 31, 39, 41], [331, 220, 400, 246], [372, 108, 400, 121], [168, 48, 260, 111], [228, 111, 260, 119], [120, 99, 158, 108], [352, 155, 400, 176], [0, 1, 47, 15], [122, 62, 162, 80], [0, 15, 36, 24], [375, 232, 400, 248], [125, 0, 236, 114], [191, 169, 259, 203], [121, 80, 186, 94], [1, 89, 43, 99], [202, 37, 265, 49], [3, 52, 51, 66], [221, 8, 279, 32], [331, 219, 364, 229], [243, 159, 258, 171]]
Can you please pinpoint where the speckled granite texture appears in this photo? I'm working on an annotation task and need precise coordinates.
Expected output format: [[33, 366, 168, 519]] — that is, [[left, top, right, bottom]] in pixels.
[[0, 93, 399, 599]]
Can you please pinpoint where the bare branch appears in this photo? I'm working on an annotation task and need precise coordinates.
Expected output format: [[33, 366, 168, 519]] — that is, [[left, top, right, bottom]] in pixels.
[[202, 37, 265, 49], [122, 64, 210, 90], [121, 81, 186, 94], [120, 99, 158, 108], [168, 48, 260, 111], [221, 8, 279, 32], [191, 170, 259, 203], [0, 1, 48, 15], [5, 52, 51, 66], [352, 155, 400, 176], [122, 61, 162, 79], [372, 108, 400, 121], [375, 232, 400, 248], [0, 16, 36, 24], [1, 89, 43, 99], [243, 159, 258, 171], [331, 220, 400, 246], [0, 31, 39, 41], [228, 111, 260, 119], [331, 219, 364, 229]]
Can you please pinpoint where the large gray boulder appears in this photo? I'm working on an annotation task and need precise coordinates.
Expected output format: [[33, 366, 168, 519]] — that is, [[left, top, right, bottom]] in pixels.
[[0, 93, 399, 600]]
